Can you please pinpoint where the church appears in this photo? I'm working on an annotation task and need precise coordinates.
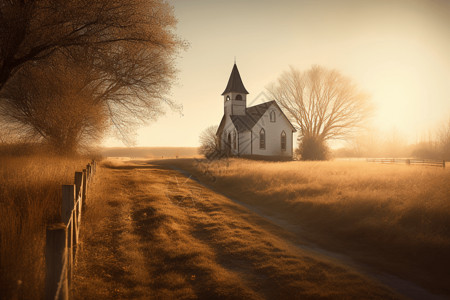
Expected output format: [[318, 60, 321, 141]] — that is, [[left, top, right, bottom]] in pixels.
[[216, 64, 296, 159]]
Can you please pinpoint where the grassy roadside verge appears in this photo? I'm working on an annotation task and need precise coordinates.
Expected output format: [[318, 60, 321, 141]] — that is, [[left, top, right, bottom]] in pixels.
[[153, 158, 450, 296], [0, 155, 89, 299]]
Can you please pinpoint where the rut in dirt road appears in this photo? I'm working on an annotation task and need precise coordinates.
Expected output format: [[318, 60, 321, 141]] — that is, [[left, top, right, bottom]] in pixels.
[[72, 160, 400, 299]]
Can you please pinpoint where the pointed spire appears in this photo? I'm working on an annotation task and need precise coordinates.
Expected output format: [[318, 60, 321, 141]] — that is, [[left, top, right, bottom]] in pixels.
[[221, 63, 249, 95]]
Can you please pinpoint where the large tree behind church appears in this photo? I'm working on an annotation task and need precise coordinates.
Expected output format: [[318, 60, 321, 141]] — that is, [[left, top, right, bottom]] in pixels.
[[268, 65, 372, 160], [0, 0, 183, 153]]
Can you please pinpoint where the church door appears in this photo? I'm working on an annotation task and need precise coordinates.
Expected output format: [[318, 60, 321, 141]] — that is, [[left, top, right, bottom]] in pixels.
[[226, 133, 232, 156]]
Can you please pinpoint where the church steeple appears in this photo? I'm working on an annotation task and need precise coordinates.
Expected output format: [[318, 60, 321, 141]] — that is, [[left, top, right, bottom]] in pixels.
[[222, 63, 248, 117], [222, 63, 249, 95]]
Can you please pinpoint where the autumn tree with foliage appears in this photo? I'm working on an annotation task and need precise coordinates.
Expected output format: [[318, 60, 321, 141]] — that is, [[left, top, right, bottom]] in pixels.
[[0, 0, 184, 153], [0, 57, 107, 154], [268, 65, 372, 160]]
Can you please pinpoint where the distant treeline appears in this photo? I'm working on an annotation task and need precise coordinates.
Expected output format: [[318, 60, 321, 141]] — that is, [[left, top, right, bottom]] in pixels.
[[332, 119, 450, 160], [101, 147, 199, 158]]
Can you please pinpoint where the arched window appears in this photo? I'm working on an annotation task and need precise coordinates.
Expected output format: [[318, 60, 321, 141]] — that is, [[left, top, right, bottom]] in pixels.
[[233, 131, 237, 150], [281, 131, 286, 151], [236, 94, 242, 100], [270, 110, 276, 122], [226, 95, 230, 101], [259, 128, 265, 149]]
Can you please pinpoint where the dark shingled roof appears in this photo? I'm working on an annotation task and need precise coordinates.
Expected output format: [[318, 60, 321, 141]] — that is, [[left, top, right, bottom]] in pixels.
[[216, 100, 296, 136], [231, 101, 274, 132], [230, 115, 255, 132], [217, 101, 275, 135], [221, 64, 249, 95]]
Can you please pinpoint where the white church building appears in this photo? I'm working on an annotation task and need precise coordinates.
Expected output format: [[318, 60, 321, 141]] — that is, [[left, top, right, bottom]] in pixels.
[[216, 64, 296, 159]]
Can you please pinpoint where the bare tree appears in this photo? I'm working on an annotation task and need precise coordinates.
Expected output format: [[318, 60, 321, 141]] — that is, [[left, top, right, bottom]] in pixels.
[[0, 0, 185, 152], [86, 42, 181, 145], [409, 118, 450, 160], [0, 0, 183, 90], [438, 117, 450, 160], [199, 125, 220, 159], [268, 65, 372, 160]]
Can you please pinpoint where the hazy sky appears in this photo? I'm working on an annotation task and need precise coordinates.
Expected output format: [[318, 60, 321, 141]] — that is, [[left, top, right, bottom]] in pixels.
[[105, 0, 450, 148]]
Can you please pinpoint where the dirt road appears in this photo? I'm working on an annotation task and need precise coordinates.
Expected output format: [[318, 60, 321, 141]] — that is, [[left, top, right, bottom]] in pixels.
[[73, 160, 400, 299]]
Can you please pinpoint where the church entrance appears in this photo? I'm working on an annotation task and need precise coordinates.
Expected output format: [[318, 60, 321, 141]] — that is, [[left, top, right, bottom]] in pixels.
[[226, 133, 232, 156]]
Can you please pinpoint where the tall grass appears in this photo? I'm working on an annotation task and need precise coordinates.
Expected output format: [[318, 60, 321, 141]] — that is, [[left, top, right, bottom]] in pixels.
[[165, 158, 450, 294], [0, 155, 88, 299]]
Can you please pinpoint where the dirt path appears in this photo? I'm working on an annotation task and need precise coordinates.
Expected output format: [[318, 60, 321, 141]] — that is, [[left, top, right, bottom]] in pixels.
[[73, 160, 401, 299]]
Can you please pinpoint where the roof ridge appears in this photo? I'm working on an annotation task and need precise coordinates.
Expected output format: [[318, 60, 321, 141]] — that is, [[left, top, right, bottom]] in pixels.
[[247, 100, 275, 109]]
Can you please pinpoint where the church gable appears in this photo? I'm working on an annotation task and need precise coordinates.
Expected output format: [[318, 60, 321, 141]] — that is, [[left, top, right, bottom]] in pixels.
[[250, 103, 294, 157], [247, 101, 296, 132]]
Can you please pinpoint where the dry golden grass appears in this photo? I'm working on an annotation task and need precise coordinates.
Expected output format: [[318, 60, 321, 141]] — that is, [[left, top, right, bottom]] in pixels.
[[73, 160, 399, 299], [0, 155, 89, 299], [157, 158, 450, 295]]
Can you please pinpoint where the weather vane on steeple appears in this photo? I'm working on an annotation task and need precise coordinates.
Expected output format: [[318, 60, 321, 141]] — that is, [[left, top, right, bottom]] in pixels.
[[234, 56, 236, 64]]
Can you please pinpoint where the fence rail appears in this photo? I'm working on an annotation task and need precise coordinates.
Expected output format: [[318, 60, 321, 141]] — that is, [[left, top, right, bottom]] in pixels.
[[44, 160, 97, 300], [366, 158, 446, 168]]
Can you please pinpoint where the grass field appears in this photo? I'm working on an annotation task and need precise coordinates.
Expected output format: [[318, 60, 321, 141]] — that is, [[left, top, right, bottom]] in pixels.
[[156, 158, 450, 295], [0, 155, 89, 299]]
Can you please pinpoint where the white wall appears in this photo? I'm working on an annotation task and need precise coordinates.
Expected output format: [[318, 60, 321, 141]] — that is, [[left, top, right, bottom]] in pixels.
[[251, 104, 293, 157]]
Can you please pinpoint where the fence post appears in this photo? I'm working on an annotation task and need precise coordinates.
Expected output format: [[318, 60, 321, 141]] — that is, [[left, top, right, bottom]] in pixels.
[[74, 172, 83, 201], [45, 223, 68, 300], [62, 185, 75, 285], [74, 172, 83, 222], [91, 160, 95, 176], [82, 169, 88, 206], [406, 159, 410, 165], [62, 185, 75, 224], [72, 209, 78, 259], [44, 162, 96, 300], [444, 160, 446, 169], [86, 164, 91, 182]]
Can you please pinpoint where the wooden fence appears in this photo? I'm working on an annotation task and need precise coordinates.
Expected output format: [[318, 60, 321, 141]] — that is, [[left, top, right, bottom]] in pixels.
[[366, 158, 446, 168], [44, 160, 97, 300]]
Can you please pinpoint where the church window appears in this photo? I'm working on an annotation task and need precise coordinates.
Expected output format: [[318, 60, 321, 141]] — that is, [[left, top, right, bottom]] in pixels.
[[226, 95, 230, 101], [281, 131, 286, 151], [236, 94, 242, 100], [233, 131, 237, 150], [270, 110, 276, 122], [259, 128, 266, 149]]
